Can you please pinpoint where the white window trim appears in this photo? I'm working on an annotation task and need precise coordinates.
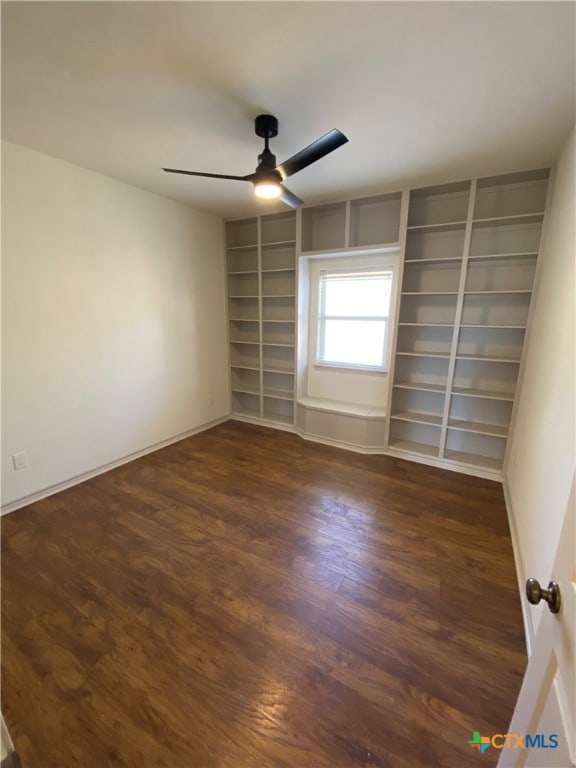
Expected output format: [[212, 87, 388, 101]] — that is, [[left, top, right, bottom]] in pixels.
[[308, 252, 399, 376]]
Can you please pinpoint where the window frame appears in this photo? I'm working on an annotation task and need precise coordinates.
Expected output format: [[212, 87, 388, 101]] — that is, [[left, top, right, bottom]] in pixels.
[[309, 253, 399, 376]]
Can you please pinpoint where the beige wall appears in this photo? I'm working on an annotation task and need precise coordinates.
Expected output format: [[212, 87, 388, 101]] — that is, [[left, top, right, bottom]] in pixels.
[[2, 141, 229, 510], [505, 126, 575, 636]]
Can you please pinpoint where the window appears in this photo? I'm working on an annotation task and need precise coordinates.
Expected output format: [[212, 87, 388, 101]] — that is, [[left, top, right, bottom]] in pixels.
[[316, 267, 393, 371]]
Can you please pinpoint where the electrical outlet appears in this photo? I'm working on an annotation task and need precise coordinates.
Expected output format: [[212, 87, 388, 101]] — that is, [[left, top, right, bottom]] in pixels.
[[12, 451, 28, 470]]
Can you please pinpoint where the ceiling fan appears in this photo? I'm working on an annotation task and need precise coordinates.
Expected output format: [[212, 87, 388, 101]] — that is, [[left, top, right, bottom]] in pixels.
[[163, 114, 349, 208]]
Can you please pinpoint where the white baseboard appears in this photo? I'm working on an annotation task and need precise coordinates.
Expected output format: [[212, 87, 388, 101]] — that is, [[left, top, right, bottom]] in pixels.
[[229, 413, 296, 434], [296, 429, 387, 455], [0, 416, 229, 516], [386, 447, 502, 481], [230, 414, 504, 476], [502, 473, 536, 655]]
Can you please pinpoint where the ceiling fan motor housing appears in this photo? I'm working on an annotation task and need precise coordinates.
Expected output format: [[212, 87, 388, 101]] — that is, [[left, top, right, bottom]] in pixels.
[[255, 114, 279, 139]]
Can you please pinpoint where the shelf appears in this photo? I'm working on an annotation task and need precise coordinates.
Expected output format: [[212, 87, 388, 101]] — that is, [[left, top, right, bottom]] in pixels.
[[230, 340, 259, 346], [402, 261, 461, 293], [226, 217, 258, 249], [391, 411, 443, 426], [450, 386, 515, 401], [473, 213, 544, 226], [464, 290, 532, 295], [261, 239, 296, 247], [461, 292, 531, 327], [231, 386, 260, 397], [231, 367, 260, 397], [262, 319, 295, 347], [227, 270, 258, 276], [301, 202, 347, 252], [465, 255, 537, 293], [262, 319, 295, 324], [443, 451, 503, 471], [262, 341, 294, 373], [390, 413, 442, 452], [262, 294, 296, 298], [349, 193, 401, 246], [263, 388, 294, 401], [460, 324, 527, 330], [230, 348, 260, 368], [394, 382, 447, 394], [407, 221, 467, 232], [230, 364, 260, 372], [388, 440, 439, 458], [455, 354, 520, 364], [229, 317, 259, 322], [261, 241, 296, 271], [474, 172, 549, 222], [468, 252, 538, 262], [262, 268, 295, 298], [262, 413, 293, 426], [401, 292, 459, 296], [263, 394, 294, 425], [470, 222, 543, 259], [445, 427, 506, 470], [261, 211, 296, 245], [396, 325, 453, 359], [447, 419, 508, 438], [404, 257, 462, 264], [390, 388, 445, 437], [226, 243, 258, 251], [229, 295, 259, 299], [263, 367, 295, 375], [457, 326, 525, 361], [408, 182, 470, 228], [262, 296, 295, 322], [231, 390, 260, 419], [396, 351, 450, 359], [405, 226, 467, 263]]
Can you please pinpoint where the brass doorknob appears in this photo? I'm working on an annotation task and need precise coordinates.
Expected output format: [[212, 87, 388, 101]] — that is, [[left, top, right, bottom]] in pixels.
[[525, 578, 561, 614]]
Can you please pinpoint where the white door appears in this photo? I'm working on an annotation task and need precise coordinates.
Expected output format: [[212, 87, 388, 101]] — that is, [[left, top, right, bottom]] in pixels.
[[498, 471, 575, 768]]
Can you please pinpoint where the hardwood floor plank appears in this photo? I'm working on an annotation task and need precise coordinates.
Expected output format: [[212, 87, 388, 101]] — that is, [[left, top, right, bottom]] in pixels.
[[2, 421, 525, 767]]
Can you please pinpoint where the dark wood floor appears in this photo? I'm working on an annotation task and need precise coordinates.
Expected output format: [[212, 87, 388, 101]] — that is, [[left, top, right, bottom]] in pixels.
[[2, 420, 527, 768]]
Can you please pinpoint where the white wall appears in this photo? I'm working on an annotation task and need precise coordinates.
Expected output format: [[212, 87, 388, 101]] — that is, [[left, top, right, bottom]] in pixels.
[[2, 141, 229, 510], [505, 126, 575, 636]]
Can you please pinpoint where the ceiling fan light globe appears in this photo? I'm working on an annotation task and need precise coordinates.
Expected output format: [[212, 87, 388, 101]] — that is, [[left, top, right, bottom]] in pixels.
[[254, 182, 282, 199]]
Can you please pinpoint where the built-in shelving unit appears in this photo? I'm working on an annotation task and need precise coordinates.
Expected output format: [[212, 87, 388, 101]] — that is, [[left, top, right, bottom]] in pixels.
[[226, 212, 297, 427], [387, 169, 549, 476], [301, 192, 402, 254], [225, 168, 549, 478]]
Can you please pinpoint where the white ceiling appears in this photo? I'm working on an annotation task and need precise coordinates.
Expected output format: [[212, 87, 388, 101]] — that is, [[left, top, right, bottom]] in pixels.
[[2, 1, 574, 220]]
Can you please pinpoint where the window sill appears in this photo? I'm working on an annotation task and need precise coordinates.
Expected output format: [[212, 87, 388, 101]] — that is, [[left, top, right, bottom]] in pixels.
[[313, 362, 388, 375]]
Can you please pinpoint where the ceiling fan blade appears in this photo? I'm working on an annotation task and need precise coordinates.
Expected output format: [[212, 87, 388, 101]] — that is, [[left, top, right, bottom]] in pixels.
[[163, 168, 251, 182], [276, 129, 349, 180], [279, 186, 304, 208]]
